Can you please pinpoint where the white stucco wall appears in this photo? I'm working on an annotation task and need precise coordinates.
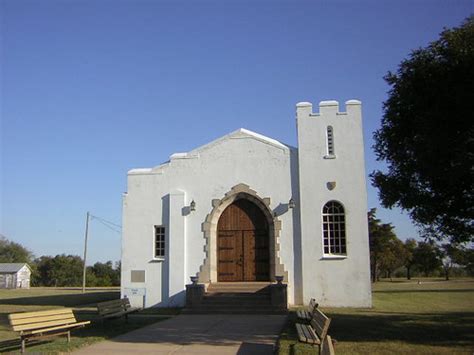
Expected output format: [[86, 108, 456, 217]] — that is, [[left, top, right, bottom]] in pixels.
[[122, 129, 299, 307], [297, 100, 372, 307], [122, 100, 372, 309]]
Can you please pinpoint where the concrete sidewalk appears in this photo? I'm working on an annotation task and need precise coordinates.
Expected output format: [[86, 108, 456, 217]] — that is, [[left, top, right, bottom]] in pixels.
[[74, 314, 288, 354]]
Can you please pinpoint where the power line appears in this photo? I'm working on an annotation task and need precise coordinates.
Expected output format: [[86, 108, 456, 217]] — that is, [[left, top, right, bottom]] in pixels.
[[94, 219, 121, 234], [90, 214, 122, 229], [82, 212, 121, 292], [89, 214, 122, 234]]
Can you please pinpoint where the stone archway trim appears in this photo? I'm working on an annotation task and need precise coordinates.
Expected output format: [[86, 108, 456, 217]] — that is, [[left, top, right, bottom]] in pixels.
[[197, 183, 288, 283]]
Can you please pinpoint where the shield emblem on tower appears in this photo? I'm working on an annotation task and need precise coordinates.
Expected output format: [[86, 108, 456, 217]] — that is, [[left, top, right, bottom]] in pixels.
[[327, 181, 336, 190]]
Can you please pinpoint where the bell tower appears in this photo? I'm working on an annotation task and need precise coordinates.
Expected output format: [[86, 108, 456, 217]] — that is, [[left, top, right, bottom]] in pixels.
[[295, 99, 372, 307]]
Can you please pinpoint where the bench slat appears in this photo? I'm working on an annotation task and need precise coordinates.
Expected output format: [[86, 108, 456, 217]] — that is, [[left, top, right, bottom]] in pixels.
[[10, 313, 76, 326], [296, 310, 310, 320], [297, 298, 318, 322], [296, 323, 320, 345], [101, 308, 139, 319], [13, 317, 78, 332], [9, 309, 72, 321], [321, 335, 335, 355], [295, 323, 306, 342], [311, 309, 331, 339], [27, 321, 91, 335], [99, 310, 122, 316], [98, 306, 122, 312], [97, 298, 139, 321], [97, 300, 123, 307]]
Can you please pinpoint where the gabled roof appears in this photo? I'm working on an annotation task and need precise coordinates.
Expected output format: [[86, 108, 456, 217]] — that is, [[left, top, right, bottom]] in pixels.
[[0, 263, 30, 273], [129, 128, 293, 175], [187, 128, 290, 154]]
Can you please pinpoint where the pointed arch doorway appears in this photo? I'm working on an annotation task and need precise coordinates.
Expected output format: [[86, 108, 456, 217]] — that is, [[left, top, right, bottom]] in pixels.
[[217, 199, 270, 281]]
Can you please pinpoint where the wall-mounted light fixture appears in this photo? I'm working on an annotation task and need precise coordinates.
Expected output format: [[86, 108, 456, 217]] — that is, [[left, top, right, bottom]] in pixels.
[[288, 198, 296, 209], [190, 200, 196, 212]]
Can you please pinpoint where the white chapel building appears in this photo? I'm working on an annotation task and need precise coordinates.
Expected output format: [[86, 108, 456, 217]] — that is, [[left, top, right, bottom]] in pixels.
[[121, 99, 372, 308]]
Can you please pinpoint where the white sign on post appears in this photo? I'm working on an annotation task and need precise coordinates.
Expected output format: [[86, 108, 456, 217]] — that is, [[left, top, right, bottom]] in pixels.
[[124, 287, 146, 308]]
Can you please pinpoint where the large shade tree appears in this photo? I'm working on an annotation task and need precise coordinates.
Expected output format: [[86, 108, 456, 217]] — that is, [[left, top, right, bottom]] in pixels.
[[371, 16, 474, 243], [413, 241, 442, 277], [0, 235, 33, 264], [403, 238, 418, 280], [34, 254, 83, 287], [368, 208, 401, 282]]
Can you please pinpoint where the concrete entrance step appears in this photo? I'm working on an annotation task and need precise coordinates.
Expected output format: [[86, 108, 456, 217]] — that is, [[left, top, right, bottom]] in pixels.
[[182, 305, 287, 315], [201, 297, 270, 306], [184, 282, 287, 315], [207, 282, 272, 293]]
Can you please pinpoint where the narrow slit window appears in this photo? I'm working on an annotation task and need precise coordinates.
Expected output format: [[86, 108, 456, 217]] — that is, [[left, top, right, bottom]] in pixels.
[[154, 226, 165, 258], [327, 126, 335, 156], [322, 201, 346, 255]]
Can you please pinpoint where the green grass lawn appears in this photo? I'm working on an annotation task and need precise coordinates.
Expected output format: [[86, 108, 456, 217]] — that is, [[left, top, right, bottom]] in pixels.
[[279, 278, 474, 354], [0, 287, 174, 353]]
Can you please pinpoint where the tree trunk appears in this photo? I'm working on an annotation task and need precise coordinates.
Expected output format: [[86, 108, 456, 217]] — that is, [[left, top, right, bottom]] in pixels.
[[444, 267, 450, 281], [406, 266, 411, 280], [372, 254, 377, 283]]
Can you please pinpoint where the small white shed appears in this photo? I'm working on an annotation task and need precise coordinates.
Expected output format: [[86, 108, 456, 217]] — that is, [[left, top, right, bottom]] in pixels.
[[0, 263, 31, 289]]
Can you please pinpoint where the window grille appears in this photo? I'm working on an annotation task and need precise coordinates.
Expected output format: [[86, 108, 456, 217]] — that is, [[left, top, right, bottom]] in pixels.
[[322, 201, 346, 255], [154, 226, 165, 258], [327, 126, 335, 156]]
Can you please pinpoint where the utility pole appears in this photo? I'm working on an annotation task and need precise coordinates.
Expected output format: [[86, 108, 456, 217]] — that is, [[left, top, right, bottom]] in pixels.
[[82, 211, 90, 293]]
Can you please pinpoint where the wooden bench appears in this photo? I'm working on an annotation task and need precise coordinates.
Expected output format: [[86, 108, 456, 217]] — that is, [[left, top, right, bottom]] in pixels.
[[97, 298, 140, 322], [8, 308, 90, 353], [296, 298, 318, 322], [295, 308, 335, 355]]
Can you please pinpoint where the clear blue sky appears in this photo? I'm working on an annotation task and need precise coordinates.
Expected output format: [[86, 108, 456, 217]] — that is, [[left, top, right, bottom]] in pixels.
[[1, 0, 472, 265]]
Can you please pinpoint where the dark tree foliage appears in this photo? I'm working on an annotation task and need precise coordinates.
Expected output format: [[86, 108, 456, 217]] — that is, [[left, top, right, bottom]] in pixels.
[[32, 255, 121, 287], [87, 261, 120, 286], [413, 241, 442, 277], [440, 243, 465, 280], [403, 238, 418, 280], [372, 16, 474, 243], [445, 244, 474, 276], [368, 208, 402, 282], [34, 254, 84, 287], [0, 236, 34, 263]]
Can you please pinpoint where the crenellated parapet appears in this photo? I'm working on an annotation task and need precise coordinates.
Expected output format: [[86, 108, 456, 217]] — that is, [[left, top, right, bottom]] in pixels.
[[296, 99, 362, 118]]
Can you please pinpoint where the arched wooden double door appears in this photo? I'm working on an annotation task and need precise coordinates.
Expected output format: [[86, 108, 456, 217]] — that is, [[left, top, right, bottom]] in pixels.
[[217, 199, 270, 281]]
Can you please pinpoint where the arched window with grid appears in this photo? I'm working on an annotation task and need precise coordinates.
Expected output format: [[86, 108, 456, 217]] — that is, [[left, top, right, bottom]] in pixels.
[[322, 201, 346, 255]]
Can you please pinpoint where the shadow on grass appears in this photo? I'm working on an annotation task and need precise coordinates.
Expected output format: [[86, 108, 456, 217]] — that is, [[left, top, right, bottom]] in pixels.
[[373, 289, 474, 294], [280, 311, 474, 351], [0, 291, 120, 307], [331, 311, 474, 346]]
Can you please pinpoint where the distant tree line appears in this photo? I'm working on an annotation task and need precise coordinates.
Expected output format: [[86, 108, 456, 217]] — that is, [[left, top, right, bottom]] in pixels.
[[0, 236, 120, 287], [369, 209, 474, 282]]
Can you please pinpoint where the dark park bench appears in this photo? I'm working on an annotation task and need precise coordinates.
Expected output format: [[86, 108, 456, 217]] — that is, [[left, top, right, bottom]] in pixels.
[[295, 307, 335, 355], [97, 297, 140, 322], [296, 298, 318, 322], [8, 308, 90, 353]]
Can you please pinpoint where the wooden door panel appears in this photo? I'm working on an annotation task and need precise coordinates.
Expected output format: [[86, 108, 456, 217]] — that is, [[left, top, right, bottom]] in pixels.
[[218, 231, 242, 281], [254, 231, 269, 281], [243, 231, 255, 281], [217, 199, 270, 282]]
